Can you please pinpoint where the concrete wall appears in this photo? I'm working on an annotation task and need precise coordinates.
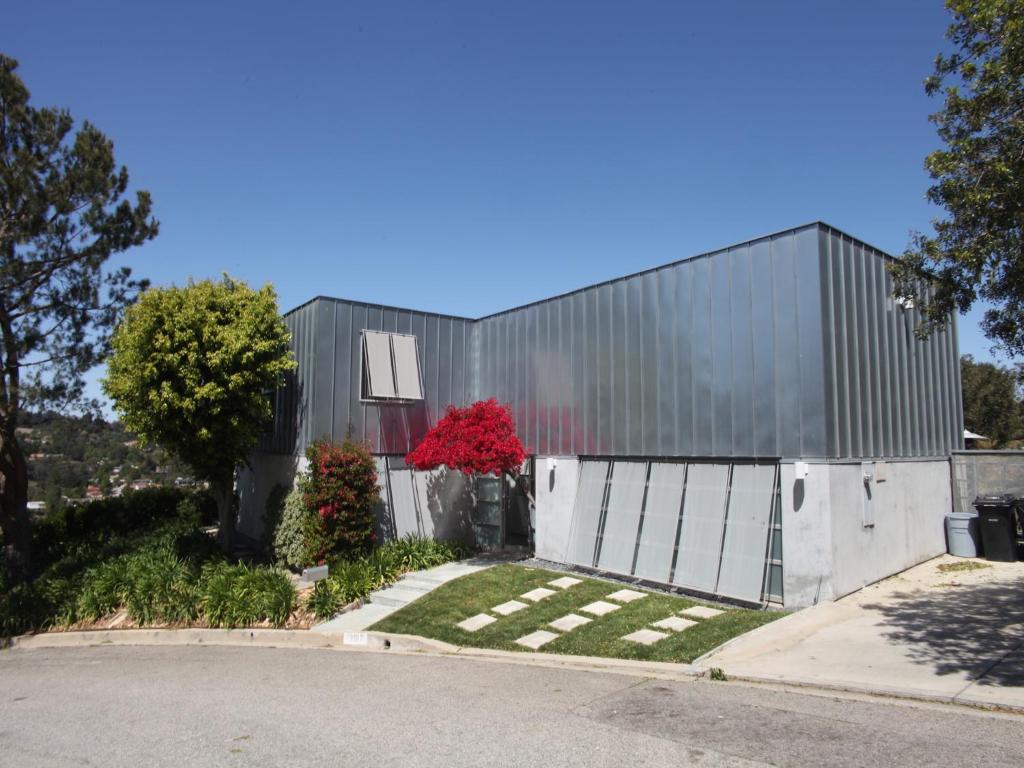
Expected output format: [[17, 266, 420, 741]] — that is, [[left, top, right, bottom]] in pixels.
[[533, 456, 580, 563], [236, 452, 305, 541], [781, 458, 952, 607]]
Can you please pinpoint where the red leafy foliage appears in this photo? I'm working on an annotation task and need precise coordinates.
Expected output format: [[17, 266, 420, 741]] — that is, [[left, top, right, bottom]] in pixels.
[[301, 438, 380, 562], [406, 399, 526, 477]]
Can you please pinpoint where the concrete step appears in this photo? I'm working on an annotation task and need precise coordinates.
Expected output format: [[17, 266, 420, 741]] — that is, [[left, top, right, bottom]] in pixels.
[[313, 603, 395, 633], [397, 577, 439, 592], [369, 585, 429, 607]]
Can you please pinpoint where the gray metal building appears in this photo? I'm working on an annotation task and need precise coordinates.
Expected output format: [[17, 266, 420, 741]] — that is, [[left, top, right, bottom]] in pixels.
[[241, 222, 961, 608]]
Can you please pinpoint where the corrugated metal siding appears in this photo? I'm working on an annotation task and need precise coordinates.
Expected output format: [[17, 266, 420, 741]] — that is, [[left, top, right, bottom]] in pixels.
[[259, 300, 318, 454], [262, 297, 475, 455], [818, 226, 962, 458], [472, 226, 827, 457], [264, 222, 961, 461]]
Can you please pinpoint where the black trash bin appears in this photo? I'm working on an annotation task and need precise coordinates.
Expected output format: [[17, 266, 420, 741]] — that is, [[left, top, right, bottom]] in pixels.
[[973, 494, 1019, 562]]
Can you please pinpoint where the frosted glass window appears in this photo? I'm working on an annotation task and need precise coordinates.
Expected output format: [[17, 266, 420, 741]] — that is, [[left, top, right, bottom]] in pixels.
[[596, 461, 648, 575], [716, 464, 776, 601], [633, 462, 686, 583]]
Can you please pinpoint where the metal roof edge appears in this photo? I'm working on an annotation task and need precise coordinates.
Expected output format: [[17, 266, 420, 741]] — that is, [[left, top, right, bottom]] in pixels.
[[281, 221, 900, 321]]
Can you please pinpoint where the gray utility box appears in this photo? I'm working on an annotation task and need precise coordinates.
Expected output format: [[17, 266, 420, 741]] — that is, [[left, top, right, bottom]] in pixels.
[[946, 513, 981, 558]]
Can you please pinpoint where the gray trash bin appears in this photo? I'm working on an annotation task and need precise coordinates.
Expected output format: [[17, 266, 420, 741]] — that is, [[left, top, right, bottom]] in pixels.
[[946, 512, 981, 557]]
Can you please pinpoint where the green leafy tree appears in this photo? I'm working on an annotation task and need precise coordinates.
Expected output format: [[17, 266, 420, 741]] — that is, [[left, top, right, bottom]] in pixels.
[[103, 276, 294, 547], [960, 354, 1024, 446], [0, 54, 157, 581], [892, 1, 1024, 354]]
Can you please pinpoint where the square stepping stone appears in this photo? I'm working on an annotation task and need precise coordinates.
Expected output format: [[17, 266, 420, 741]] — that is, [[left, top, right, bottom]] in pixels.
[[548, 576, 583, 589], [492, 600, 528, 616], [549, 613, 592, 632], [580, 600, 621, 617], [607, 588, 647, 603], [652, 616, 698, 632], [515, 630, 560, 650], [622, 629, 669, 646], [456, 613, 496, 632], [520, 587, 557, 602], [680, 605, 725, 620]]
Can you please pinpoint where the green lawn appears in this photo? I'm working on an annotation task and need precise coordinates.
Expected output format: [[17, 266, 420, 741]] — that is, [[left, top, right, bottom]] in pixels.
[[370, 564, 782, 663]]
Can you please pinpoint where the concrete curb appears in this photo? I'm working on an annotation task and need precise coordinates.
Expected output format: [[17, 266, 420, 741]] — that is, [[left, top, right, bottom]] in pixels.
[[8, 628, 1022, 715], [712, 669, 1024, 716], [6, 627, 701, 681]]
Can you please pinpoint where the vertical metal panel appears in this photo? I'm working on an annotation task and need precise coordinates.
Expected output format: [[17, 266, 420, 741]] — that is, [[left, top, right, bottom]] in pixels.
[[716, 463, 776, 602], [729, 247, 755, 456], [640, 272, 659, 456], [691, 258, 714, 456], [656, 268, 677, 456], [711, 250, 734, 455], [771, 235, 801, 457], [750, 239, 777, 456], [332, 302, 352, 440], [819, 228, 840, 458], [633, 462, 686, 583], [596, 461, 647, 574], [675, 261, 694, 456], [794, 227, 826, 457], [559, 296, 573, 454], [566, 460, 610, 566], [673, 462, 731, 592]]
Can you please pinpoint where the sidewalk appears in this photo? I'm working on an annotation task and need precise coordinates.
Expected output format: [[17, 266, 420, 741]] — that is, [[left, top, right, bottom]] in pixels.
[[312, 558, 491, 632], [695, 555, 1024, 711]]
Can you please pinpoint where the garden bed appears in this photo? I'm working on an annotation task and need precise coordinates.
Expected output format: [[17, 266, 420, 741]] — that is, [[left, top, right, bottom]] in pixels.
[[370, 564, 782, 663]]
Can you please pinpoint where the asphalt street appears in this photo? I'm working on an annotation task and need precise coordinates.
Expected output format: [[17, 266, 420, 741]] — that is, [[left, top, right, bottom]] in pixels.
[[1, 645, 1022, 767]]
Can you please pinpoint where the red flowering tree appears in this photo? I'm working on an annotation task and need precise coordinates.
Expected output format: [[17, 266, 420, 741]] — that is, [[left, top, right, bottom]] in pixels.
[[301, 438, 380, 563], [407, 399, 531, 499]]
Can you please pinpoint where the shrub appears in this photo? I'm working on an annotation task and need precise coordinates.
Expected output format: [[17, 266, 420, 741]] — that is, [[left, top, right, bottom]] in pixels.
[[273, 486, 312, 571], [76, 556, 133, 621], [302, 438, 380, 559], [262, 483, 288, 551], [122, 550, 200, 625], [200, 562, 296, 628]]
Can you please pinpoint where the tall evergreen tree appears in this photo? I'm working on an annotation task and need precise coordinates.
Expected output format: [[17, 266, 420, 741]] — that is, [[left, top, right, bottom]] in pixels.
[[0, 54, 157, 581]]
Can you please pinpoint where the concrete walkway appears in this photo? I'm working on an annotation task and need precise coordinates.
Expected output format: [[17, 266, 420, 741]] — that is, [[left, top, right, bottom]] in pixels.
[[313, 559, 491, 633], [697, 555, 1024, 710]]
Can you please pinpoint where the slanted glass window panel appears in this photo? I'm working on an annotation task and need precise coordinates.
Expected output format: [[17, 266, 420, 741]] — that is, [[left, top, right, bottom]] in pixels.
[[596, 461, 647, 575], [633, 462, 686, 583], [391, 333, 424, 400], [566, 460, 609, 566], [716, 463, 777, 602], [672, 463, 730, 593], [363, 331, 397, 399], [360, 330, 424, 403]]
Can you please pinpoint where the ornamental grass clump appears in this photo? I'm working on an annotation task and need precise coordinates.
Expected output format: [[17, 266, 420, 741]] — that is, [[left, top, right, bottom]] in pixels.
[[199, 562, 296, 628]]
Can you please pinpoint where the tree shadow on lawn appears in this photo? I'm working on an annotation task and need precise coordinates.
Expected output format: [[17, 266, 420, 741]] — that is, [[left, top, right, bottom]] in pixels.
[[862, 577, 1024, 687]]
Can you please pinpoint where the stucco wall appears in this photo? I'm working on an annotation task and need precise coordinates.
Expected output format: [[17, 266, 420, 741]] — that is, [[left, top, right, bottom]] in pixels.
[[781, 459, 952, 607], [533, 456, 580, 563], [237, 452, 304, 541]]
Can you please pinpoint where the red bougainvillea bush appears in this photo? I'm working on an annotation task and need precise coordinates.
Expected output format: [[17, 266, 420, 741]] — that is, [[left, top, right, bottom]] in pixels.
[[407, 399, 526, 476], [302, 438, 380, 562]]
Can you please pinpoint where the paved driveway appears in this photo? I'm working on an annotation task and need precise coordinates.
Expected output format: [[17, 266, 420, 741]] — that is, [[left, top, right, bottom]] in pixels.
[[698, 555, 1024, 709], [2, 645, 1023, 767]]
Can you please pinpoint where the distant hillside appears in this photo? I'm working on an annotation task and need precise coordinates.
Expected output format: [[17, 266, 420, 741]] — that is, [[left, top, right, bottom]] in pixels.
[[19, 412, 196, 513]]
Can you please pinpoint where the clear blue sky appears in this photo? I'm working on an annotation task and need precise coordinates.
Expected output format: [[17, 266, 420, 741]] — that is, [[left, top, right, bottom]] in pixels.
[[3, 1, 1007, 410]]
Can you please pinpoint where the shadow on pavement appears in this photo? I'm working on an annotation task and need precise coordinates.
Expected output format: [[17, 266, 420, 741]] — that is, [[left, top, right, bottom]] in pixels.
[[863, 579, 1024, 687]]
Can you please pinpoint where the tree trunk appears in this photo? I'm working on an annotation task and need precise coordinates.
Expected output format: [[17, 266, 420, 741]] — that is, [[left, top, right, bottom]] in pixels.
[[0, 429, 31, 584], [212, 474, 235, 551]]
